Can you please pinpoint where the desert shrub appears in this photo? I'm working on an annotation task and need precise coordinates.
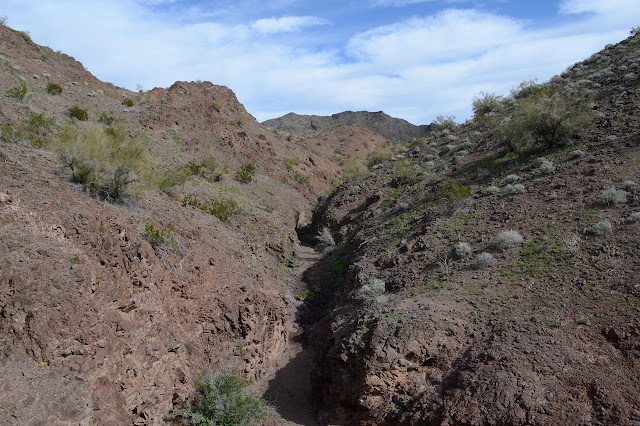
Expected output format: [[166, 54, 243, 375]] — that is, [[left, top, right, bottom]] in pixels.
[[367, 148, 392, 169], [0, 15, 7, 26], [122, 98, 134, 107], [1, 113, 55, 148], [502, 184, 526, 195], [452, 242, 472, 259], [46, 82, 62, 95], [6, 81, 27, 100], [97, 111, 116, 125], [434, 115, 457, 132], [599, 188, 628, 205], [437, 178, 471, 202], [155, 167, 191, 192], [187, 156, 226, 182], [283, 156, 301, 171], [486, 185, 500, 195], [535, 157, 555, 174], [56, 126, 149, 200], [234, 163, 257, 183], [293, 171, 310, 186], [183, 194, 242, 223], [504, 174, 520, 183], [357, 279, 386, 303], [257, 134, 266, 140], [472, 92, 505, 120], [342, 159, 368, 180], [474, 252, 494, 269], [621, 180, 636, 190], [394, 160, 418, 185], [591, 220, 612, 236], [316, 227, 335, 251], [167, 371, 273, 426], [626, 212, 640, 223], [495, 230, 524, 250], [498, 82, 593, 151], [568, 149, 585, 159], [67, 105, 88, 121], [144, 222, 178, 251], [631, 26, 640, 36]]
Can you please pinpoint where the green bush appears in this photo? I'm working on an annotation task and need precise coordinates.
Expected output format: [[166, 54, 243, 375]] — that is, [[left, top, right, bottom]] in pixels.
[[393, 160, 417, 185], [1, 113, 55, 148], [234, 163, 257, 183], [167, 371, 273, 426], [437, 178, 471, 202], [144, 222, 175, 248], [155, 167, 191, 192], [367, 148, 392, 169], [472, 92, 505, 120], [434, 115, 457, 132], [122, 98, 134, 107], [183, 194, 242, 223], [498, 83, 593, 151], [46, 82, 62, 95], [6, 81, 27, 100], [67, 105, 88, 121], [592, 220, 612, 236], [293, 171, 310, 186], [97, 111, 116, 125], [56, 126, 149, 200]]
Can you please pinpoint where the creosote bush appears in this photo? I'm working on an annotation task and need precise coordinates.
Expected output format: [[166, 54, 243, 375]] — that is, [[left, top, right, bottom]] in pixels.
[[122, 98, 134, 107], [1, 113, 55, 148], [394, 160, 418, 185], [472, 92, 505, 120], [167, 371, 274, 426], [67, 105, 88, 121], [56, 126, 149, 201], [496, 230, 524, 250], [367, 148, 392, 169], [599, 188, 628, 206], [6, 81, 27, 100], [46, 82, 62, 95], [144, 222, 180, 253], [234, 162, 257, 183], [182, 194, 242, 223]]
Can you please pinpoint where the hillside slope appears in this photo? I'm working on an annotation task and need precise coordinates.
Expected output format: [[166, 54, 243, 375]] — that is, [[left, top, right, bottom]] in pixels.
[[0, 23, 386, 424], [306, 33, 640, 424], [262, 111, 432, 143]]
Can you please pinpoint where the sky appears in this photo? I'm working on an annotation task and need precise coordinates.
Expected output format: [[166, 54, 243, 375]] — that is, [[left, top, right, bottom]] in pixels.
[[1, 0, 638, 125]]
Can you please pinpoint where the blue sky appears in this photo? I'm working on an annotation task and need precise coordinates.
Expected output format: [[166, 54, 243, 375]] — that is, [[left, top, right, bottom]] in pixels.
[[2, 0, 638, 124]]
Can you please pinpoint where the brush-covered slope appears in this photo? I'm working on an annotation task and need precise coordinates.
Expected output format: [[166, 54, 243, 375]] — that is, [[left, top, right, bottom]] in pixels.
[[262, 111, 432, 143], [307, 33, 640, 424]]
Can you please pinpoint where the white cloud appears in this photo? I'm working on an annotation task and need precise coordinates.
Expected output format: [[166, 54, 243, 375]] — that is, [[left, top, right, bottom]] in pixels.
[[251, 16, 330, 34]]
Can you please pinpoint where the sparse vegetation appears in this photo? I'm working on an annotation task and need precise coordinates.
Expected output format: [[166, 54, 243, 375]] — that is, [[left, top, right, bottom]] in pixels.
[[599, 188, 628, 206], [497, 81, 593, 152], [1, 113, 56, 148], [67, 105, 88, 121], [394, 160, 418, 185], [496, 230, 524, 250], [316, 227, 335, 250], [452, 242, 471, 259], [6, 81, 27, 100], [367, 148, 392, 169], [234, 163, 257, 183], [357, 279, 387, 303], [535, 157, 555, 174], [122, 98, 134, 107], [502, 184, 526, 195], [568, 149, 585, 159], [591, 220, 612, 236], [472, 92, 505, 121], [46, 82, 62, 95], [97, 111, 116, 125], [626, 212, 640, 223], [474, 252, 494, 269], [56, 126, 149, 201], [437, 178, 471, 202], [167, 371, 274, 425], [182, 194, 243, 223], [144, 222, 178, 251]]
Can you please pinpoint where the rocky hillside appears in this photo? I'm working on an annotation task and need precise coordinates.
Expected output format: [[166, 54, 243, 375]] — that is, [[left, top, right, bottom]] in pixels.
[[0, 23, 387, 425], [305, 32, 640, 424], [262, 111, 432, 143]]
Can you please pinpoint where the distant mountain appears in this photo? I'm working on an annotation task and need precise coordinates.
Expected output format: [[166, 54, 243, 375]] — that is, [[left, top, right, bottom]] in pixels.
[[262, 111, 432, 143]]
